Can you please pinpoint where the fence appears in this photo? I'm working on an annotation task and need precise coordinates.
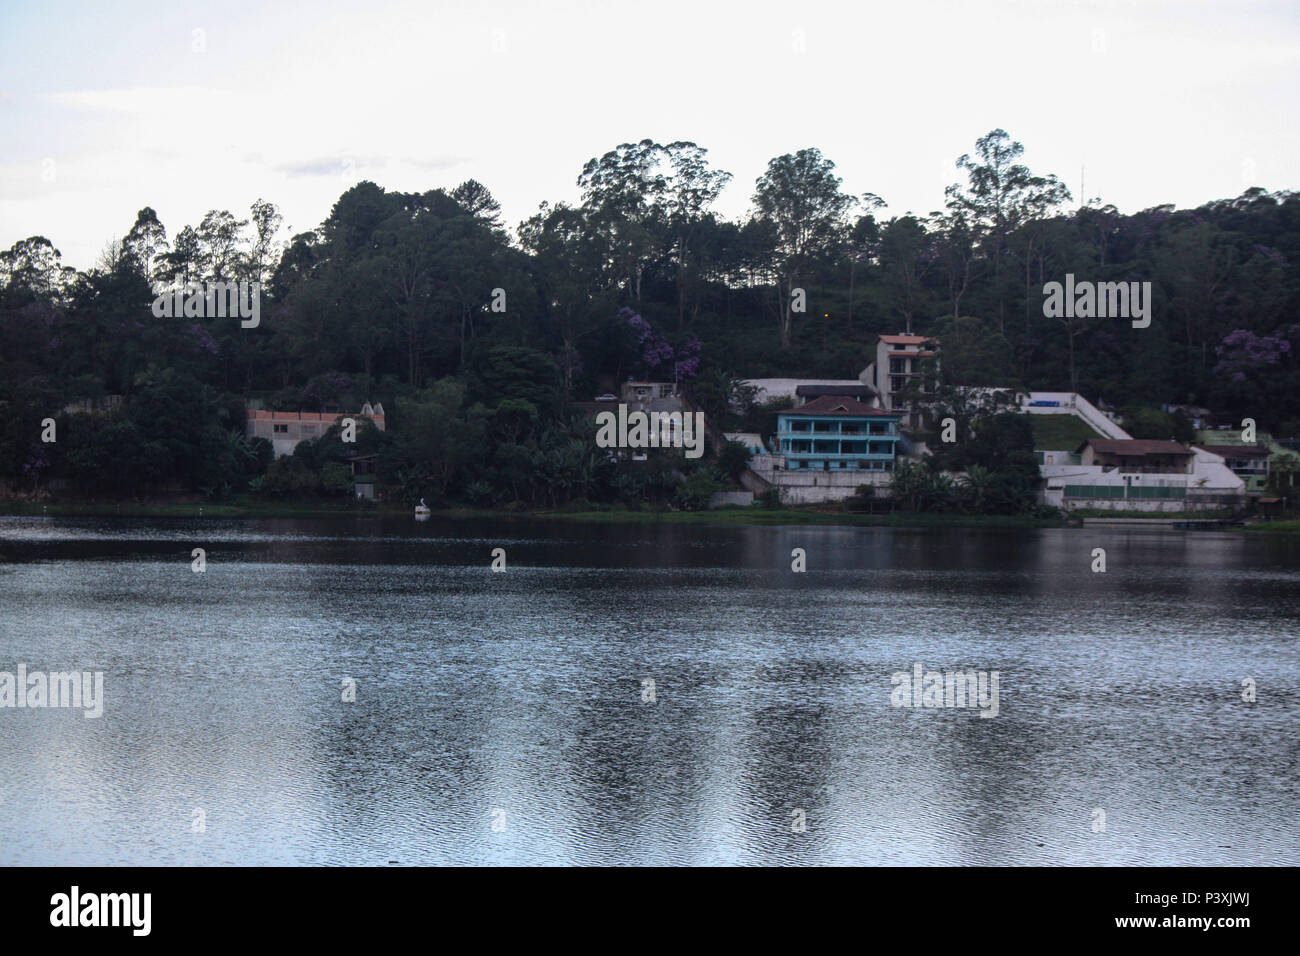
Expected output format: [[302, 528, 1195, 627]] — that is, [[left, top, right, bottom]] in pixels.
[[1063, 485, 1186, 499]]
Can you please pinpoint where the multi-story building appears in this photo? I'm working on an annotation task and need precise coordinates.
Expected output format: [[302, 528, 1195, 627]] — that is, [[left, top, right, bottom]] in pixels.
[[246, 403, 386, 458], [775, 396, 903, 473], [748, 396, 904, 504], [861, 334, 938, 428]]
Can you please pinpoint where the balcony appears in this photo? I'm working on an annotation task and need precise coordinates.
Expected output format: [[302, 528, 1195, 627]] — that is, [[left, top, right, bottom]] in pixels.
[[778, 426, 899, 438], [779, 447, 897, 461]]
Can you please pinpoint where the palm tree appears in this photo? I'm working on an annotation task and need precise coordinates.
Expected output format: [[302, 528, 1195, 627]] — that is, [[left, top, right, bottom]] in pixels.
[[958, 465, 995, 514]]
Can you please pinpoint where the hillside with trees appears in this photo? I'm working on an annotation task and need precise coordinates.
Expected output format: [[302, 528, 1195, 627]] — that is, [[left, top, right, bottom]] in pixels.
[[3, 130, 1297, 508]]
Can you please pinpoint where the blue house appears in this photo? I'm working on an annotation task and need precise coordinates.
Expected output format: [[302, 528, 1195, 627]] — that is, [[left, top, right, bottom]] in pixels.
[[776, 395, 903, 472]]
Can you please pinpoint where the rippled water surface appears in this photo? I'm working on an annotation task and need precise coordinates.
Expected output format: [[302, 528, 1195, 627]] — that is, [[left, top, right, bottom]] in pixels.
[[1, 515, 1297, 865]]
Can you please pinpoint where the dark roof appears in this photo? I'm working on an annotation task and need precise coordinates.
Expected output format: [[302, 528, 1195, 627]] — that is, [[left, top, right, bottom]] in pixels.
[[784, 395, 899, 417], [1076, 438, 1193, 456], [794, 384, 873, 398], [1195, 444, 1269, 459]]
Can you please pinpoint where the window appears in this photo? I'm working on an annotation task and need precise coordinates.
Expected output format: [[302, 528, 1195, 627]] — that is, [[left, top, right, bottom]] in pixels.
[[273, 424, 288, 434], [890, 358, 906, 373]]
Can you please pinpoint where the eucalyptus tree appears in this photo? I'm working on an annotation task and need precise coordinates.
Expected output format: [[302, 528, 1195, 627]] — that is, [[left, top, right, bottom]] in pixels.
[[752, 148, 855, 349], [195, 209, 250, 280], [121, 208, 170, 288], [577, 139, 667, 301], [877, 215, 934, 333], [246, 199, 283, 286], [944, 129, 1070, 333], [519, 201, 620, 395], [659, 141, 731, 329], [845, 193, 885, 328]]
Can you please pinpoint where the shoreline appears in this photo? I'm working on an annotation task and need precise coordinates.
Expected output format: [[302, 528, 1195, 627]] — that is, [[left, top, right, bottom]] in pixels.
[[0, 499, 1059, 528], [3, 499, 1295, 532]]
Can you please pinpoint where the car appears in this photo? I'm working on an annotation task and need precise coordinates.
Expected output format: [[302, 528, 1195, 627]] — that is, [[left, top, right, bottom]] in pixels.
[[595, 393, 618, 402]]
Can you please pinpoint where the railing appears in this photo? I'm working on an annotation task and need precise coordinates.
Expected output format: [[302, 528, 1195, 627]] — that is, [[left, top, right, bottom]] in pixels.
[[780, 450, 896, 460], [778, 428, 899, 438]]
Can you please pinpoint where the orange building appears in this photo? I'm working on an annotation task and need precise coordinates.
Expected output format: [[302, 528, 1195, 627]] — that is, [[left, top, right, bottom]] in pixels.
[[246, 403, 385, 458]]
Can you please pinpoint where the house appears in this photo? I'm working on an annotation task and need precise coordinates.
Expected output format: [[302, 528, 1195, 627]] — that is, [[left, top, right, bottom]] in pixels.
[[748, 396, 904, 503], [246, 403, 386, 458], [344, 453, 379, 500], [1038, 438, 1244, 512], [861, 333, 938, 429], [621, 381, 678, 405], [741, 378, 875, 407], [776, 396, 903, 472], [1077, 438, 1195, 473], [62, 395, 124, 416]]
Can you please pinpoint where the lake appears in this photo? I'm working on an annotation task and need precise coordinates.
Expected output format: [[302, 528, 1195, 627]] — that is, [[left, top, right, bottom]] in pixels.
[[1, 515, 1296, 865]]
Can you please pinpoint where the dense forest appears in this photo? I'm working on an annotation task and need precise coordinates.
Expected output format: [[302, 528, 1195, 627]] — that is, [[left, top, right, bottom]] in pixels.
[[2, 129, 1298, 508]]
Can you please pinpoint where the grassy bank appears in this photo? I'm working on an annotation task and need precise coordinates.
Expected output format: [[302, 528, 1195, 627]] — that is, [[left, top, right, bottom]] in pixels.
[[548, 508, 1065, 529], [1242, 520, 1300, 533], [1, 497, 1068, 529], [0, 498, 400, 519], [13, 498, 1297, 532], [1066, 508, 1238, 519]]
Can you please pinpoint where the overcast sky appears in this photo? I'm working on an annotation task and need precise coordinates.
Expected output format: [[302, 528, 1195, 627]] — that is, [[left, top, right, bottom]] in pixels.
[[2, 0, 1297, 270]]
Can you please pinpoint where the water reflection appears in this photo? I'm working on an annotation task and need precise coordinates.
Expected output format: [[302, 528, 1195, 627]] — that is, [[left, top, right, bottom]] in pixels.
[[0, 516, 1297, 865]]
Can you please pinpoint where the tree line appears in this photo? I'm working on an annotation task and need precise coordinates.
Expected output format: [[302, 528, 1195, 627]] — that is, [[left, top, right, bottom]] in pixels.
[[2, 129, 1297, 508]]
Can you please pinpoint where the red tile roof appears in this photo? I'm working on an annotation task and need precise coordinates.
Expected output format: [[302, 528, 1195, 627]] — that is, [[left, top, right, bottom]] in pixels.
[[247, 410, 384, 421], [879, 334, 935, 345], [785, 396, 900, 417]]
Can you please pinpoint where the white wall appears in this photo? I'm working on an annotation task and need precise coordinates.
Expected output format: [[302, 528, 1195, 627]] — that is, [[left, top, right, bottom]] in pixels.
[[764, 470, 892, 504], [1021, 391, 1132, 440]]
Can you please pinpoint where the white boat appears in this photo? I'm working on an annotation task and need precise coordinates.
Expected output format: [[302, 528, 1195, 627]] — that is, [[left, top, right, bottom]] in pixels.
[[414, 498, 431, 517]]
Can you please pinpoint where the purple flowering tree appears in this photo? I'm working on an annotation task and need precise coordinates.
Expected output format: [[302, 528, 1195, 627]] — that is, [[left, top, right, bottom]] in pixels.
[[620, 307, 701, 386], [1214, 327, 1296, 383], [1212, 326, 1300, 421]]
